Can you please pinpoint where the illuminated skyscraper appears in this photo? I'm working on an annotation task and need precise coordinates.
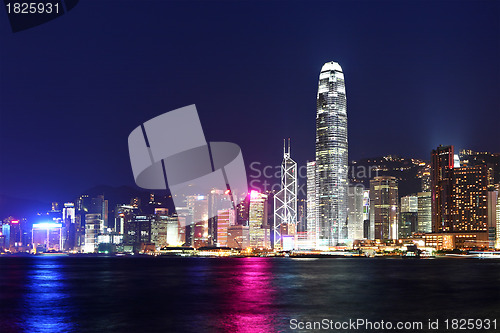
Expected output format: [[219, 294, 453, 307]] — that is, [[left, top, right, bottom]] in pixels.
[[487, 188, 498, 247], [417, 192, 432, 233], [315, 61, 348, 246], [347, 185, 364, 241], [432, 145, 489, 233], [450, 166, 488, 232], [274, 139, 297, 249], [431, 145, 455, 232], [306, 161, 317, 247], [370, 176, 398, 240], [399, 194, 418, 238], [496, 191, 500, 249], [217, 209, 235, 247], [249, 191, 269, 249], [186, 195, 209, 248]]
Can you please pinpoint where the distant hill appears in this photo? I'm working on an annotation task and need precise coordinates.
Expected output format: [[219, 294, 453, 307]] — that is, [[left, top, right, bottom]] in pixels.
[[0, 185, 176, 220], [0, 194, 49, 220], [77, 185, 175, 215]]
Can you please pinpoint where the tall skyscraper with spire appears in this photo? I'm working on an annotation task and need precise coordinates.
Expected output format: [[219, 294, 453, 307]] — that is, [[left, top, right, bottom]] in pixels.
[[274, 139, 297, 250], [315, 61, 348, 247]]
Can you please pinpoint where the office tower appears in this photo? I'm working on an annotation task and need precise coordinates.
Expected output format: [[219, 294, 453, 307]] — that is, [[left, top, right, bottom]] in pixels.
[[460, 149, 500, 185], [84, 213, 102, 253], [217, 209, 235, 247], [421, 165, 431, 192], [347, 185, 364, 241], [176, 206, 194, 246], [124, 215, 152, 252], [487, 188, 498, 247], [316, 61, 348, 246], [451, 165, 488, 232], [151, 214, 169, 249], [166, 215, 183, 246], [306, 161, 318, 247], [1, 223, 10, 251], [62, 203, 76, 251], [236, 196, 250, 226], [399, 195, 418, 238], [370, 176, 398, 240], [32, 222, 63, 253], [208, 189, 233, 246], [274, 140, 297, 249], [89, 195, 108, 231], [227, 225, 250, 249], [249, 190, 269, 249], [115, 205, 138, 234], [496, 190, 500, 248], [362, 190, 370, 239], [417, 192, 432, 233], [186, 195, 209, 248], [431, 145, 455, 232]]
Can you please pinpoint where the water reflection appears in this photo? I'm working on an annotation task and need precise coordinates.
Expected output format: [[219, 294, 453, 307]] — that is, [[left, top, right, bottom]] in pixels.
[[22, 258, 75, 333], [220, 257, 276, 333]]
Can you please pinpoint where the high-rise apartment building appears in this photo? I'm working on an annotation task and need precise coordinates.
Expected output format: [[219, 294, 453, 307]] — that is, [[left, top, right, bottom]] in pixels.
[[315, 61, 348, 247]]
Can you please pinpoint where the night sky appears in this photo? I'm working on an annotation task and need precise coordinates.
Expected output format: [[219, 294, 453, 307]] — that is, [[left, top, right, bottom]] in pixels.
[[1, 0, 499, 203]]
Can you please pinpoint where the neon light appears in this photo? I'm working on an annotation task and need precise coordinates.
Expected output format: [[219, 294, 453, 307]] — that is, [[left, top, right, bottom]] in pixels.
[[11, 220, 19, 224], [250, 190, 259, 199], [33, 222, 62, 229]]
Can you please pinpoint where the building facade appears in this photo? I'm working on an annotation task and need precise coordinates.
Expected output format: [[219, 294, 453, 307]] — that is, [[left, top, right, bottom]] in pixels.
[[369, 176, 398, 240]]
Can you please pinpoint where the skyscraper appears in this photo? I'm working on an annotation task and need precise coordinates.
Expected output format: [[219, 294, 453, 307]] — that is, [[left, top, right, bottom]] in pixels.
[[399, 194, 418, 238], [274, 139, 297, 250], [432, 145, 489, 233], [347, 185, 365, 241], [315, 61, 348, 247], [370, 176, 398, 240], [306, 161, 317, 247], [249, 190, 269, 249], [431, 145, 455, 232], [417, 192, 432, 233]]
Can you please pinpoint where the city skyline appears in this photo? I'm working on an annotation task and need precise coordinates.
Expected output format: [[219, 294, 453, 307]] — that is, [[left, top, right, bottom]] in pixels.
[[1, 2, 499, 332], [1, 1, 499, 203]]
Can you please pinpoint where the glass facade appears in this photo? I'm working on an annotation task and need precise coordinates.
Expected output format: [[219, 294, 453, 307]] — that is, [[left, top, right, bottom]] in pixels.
[[315, 61, 348, 246]]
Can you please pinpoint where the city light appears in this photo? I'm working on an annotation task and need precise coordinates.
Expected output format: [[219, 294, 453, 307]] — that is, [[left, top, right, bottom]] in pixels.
[[250, 190, 259, 199], [32, 222, 62, 229]]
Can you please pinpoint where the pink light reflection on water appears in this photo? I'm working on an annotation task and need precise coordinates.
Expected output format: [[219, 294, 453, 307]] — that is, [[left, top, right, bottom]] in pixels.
[[219, 257, 277, 333]]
